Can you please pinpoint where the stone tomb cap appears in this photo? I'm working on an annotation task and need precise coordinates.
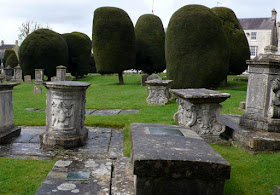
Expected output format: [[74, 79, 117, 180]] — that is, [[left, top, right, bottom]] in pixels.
[[56, 65, 67, 69], [131, 123, 231, 180], [145, 79, 173, 86], [44, 81, 91, 89]]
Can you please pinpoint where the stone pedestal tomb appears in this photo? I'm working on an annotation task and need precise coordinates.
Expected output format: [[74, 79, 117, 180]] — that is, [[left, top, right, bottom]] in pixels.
[[171, 89, 230, 135], [13, 65, 23, 82], [35, 69, 44, 83], [0, 83, 21, 144], [131, 123, 231, 195], [145, 79, 173, 105], [56, 65, 66, 81], [240, 49, 280, 132], [41, 81, 91, 148]]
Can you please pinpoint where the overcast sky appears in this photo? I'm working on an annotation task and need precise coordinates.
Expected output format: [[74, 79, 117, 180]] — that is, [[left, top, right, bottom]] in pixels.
[[0, 0, 279, 44]]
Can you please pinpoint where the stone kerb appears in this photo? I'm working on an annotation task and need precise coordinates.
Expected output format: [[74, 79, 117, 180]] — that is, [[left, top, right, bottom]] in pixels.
[[171, 88, 230, 136], [56, 65, 66, 81], [41, 81, 91, 148], [240, 50, 280, 132], [145, 79, 173, 105], [131, 123, 231, 195], [0, 83, 21, 144]]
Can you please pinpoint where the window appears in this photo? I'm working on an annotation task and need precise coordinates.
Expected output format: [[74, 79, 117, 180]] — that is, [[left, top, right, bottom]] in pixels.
[[251, 32, 257, 40], [250, 46, 258, 57]]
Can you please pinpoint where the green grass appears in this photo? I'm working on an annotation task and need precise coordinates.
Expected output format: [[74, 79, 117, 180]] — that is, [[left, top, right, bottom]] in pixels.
[[2, 74, 278, 194]]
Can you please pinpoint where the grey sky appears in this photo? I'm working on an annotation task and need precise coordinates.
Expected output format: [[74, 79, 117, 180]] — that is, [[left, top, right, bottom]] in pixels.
[[0, 0, 279, 44]]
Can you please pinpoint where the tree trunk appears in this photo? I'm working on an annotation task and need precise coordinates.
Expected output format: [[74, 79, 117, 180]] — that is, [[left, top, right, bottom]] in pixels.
[[118, 72, 124, 85]]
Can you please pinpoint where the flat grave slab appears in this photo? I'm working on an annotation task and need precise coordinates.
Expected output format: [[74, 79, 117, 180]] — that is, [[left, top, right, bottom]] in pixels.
[[131, 123, 231, 195]]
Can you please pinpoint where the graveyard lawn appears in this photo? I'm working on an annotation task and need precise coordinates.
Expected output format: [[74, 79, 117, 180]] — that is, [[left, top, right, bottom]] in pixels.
[[1, 74, 279, 194]]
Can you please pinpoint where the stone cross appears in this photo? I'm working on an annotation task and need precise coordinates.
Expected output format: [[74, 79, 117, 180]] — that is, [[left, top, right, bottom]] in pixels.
[[0, 83, 21, 144], [41, 81, 91, 148]]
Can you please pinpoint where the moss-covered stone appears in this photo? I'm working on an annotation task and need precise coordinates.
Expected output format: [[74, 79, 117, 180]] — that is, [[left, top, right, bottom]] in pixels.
[[5, 53, 19, 68], [3, 49, 15, 67], [135, 14, 165, 74], [62, 32, 91, 78], [19, 29, 68, 80], [92, 7, 135, 84], [166, 5, 229, 89], [212, 7, 250, 75]]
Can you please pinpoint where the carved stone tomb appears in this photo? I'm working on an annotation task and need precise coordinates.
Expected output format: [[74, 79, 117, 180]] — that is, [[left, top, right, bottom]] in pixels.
[[240, 50, 280, 132], [0, 83, 21, 144], [145, 79, 173, 105], [41, 81, 91, 148], [171, 89, 230, 135]]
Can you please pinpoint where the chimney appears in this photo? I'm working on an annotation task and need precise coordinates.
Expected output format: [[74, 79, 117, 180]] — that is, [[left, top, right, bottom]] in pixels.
[[1, 40, 4, 46], [272, 9, 277, 20], [15, 40, 18, 46]]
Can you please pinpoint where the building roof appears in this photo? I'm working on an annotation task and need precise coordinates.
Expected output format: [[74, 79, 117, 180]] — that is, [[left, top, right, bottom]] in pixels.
[[0, 44, 15, 50], [238, 17, 275, 30]]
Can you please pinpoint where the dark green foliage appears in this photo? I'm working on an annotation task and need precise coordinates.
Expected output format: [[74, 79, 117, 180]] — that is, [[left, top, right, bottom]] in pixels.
[[19, 29, 68, 80], [3, 49, 15, 67], [166, 5, 229, 89], [5, 53, 19, 68], [89, 54, 96, 73], [135, 14, 165, 74], [92, 7, 135, 84], [62, 32, 91, 78], [212, 7, 250, 75]]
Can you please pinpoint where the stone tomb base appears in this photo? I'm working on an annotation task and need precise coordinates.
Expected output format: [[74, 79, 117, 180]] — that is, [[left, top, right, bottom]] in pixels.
[[131, 123, 231, 195], [220, 114, 280, 152], [240, 113, 280, 133], [0, 126, 21, 144]]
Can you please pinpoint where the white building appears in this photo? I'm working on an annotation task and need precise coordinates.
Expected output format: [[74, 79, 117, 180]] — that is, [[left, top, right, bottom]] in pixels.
[[239, 9, 278, 58]]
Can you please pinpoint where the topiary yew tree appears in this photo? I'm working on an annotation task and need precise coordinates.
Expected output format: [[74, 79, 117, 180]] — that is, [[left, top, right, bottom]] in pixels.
[[89, 53, 96, 73], [62, 32, 91, 78], [19, 29, 68, 80], [5, 52, 19, 68], [212, 7, 250, 75], [166, 4, 229, 89], [3, 49, 16, 67], [92, 7, 135, 85], [135, 14, 165, 75]]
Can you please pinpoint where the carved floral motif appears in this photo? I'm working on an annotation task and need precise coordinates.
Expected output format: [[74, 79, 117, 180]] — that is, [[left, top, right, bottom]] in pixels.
[[146, 86, 169, 105]]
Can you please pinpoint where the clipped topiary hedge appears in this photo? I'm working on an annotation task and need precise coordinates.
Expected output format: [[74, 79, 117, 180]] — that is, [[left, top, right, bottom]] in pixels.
[[135, 14, 165, 74], [5, 52, 19, 68], [3, 49, 16, 67], [62, 32, 91, 78], [92, 7, 135, 84], [212, 7, 250, 75], [19, 29, 68, 80], [89, 53, 96, 73], [166, 5, 229, 89]]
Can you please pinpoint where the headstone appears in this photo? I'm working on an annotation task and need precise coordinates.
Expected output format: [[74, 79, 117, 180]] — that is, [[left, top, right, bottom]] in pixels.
[[41, 81, 91, 148], [239, 101, 246, 110], [33, 85, 42, 94], [4, 66, 13, 81], [56, 65, 66, 81], [51, 76, 57, 81], [147, 74, 162, 81], [35, 69, 44, 83], [24, 75, 32, 82], [0, 83, 21, 144], [141, 74, 148, 86], [145, 79, 173, 105], [131, 123, 231, 195], [65, 75, 72, 81], [13, 65, 23, 82], [171, 88, 230, 135], [240, 46, 280, 132]]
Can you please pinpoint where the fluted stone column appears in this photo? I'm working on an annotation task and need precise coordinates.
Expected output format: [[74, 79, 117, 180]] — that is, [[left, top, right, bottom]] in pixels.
[[41, 81, 91, 148], [0, 83, 21, 144]]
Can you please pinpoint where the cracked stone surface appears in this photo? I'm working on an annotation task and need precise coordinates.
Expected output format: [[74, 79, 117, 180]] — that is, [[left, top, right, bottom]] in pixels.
[[0, 126, 134, 194]]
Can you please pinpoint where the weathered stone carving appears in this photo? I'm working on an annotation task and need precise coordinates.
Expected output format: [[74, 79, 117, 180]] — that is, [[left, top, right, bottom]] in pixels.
[[268, 78, 280, 118], [41, 81, 91, 148], [145, 79, 173, 105], [172, 89, 230, 136]]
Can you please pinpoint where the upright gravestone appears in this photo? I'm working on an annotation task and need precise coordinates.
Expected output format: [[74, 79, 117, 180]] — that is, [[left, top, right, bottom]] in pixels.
[[0, 83, 21, 144], [40, 81, 91, 148], [24, 75, 32, 82], [35, 69, 44, 83], [13, 65, 23, 82], [240, 46, 280, 132], [56, 65, 66, 81], [4, 65, 13, 81]]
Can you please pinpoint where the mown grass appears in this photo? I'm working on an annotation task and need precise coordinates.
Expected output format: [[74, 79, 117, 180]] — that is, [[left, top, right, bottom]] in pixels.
[[2, 74, 279, 194]]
